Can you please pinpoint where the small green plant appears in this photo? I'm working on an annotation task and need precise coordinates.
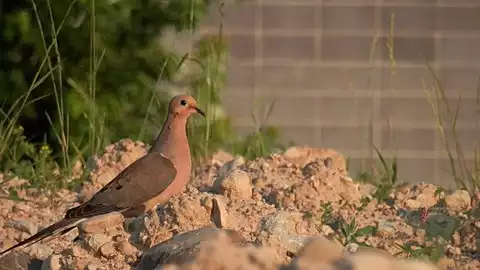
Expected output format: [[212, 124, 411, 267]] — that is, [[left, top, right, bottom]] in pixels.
[[0, 126, 68, 192], [320, 202, 334, 224], [231, 96, 290, 160], [356, 196, 372, 211], [395, 240, 446, 263], [336, 217, 377, 247], [357, 146, 400, 204]]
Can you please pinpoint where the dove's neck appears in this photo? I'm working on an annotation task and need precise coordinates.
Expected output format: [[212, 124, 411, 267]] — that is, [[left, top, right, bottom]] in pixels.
[[150, 114, 191, 174]]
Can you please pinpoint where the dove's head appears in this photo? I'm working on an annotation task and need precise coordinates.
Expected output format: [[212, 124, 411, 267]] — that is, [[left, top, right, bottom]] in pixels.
[[168, 94, 206, 118]]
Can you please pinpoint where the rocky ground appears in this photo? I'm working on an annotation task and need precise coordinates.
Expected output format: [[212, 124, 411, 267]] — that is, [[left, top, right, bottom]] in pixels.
[[0, 139, 478, 270]]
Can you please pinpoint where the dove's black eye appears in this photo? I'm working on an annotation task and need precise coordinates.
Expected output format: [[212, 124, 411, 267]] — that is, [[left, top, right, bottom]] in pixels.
[[180, 100, 187, 106]]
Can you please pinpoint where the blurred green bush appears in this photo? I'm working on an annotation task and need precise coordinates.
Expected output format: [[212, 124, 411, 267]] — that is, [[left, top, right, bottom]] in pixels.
[[1, 0, 215, 158]]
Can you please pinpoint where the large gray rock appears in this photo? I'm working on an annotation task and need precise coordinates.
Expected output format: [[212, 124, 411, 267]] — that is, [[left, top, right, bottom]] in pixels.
[[135, 227, 247, 269]]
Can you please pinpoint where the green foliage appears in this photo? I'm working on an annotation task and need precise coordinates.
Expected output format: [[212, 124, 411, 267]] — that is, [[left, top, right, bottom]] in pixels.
[[320, 201, 334, 224], [357, 146, 400, 204], [1, 0, 214, 161], [336, 217, 377, 247], [232, 126, 286, 160], [0, 126, 65, 191], [395, 241, 446, 263]]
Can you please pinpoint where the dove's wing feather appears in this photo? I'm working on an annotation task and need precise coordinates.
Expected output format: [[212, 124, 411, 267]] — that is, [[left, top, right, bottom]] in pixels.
[[65, 152, 177, 219]]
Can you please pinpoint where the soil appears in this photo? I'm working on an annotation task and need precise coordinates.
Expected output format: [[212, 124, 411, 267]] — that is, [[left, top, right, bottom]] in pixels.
[[0, 139, 478, 270]]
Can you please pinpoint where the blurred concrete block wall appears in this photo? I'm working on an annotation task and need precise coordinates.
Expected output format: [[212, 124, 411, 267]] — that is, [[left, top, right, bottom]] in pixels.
[[199, 0, 480, 187]]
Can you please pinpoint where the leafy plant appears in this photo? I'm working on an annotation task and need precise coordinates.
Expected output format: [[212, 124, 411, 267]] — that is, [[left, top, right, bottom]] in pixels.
[[320, 201, 334, 224], [357, 146, 400, 204], [1, 0, 216, 165], [336, 217, 377, 247], [395, 241, 446, 263], [0, 125, 71, 193]]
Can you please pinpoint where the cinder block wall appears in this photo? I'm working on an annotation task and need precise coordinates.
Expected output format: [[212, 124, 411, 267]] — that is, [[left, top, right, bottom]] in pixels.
[[200, 0, 480, 187]]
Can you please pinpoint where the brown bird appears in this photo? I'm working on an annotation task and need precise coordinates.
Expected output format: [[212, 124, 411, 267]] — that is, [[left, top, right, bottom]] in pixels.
[[0, 94, 205, 256]]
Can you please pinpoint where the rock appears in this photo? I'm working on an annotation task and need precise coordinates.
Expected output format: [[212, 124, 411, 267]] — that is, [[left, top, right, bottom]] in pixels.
[[320, 225, 334, 236], [344, 244, 393, 259], [13, 203, 31, 213], [153, 229, 280, 270], [116, 240, 138, 257], [68, 245, 84, 258], [393, 259, 439, 270], [413, 184, 438, 208], [348, 251, 393, 270], [282, 146, 347, 172], [0, 199, 14, 212], [213, 169, 252, 199], [136, 227, 247, 269], [216, 156, 245, 179], [83, 233, 110, 252], [4, 219, 38, 235], [377, 220, 397, 236], [211, 195, 229, 228], [41, 254, 63, 270], [0, 252, 42, 270], [78, 212, 125, 234], [290, 237, 344, 267], [85, 262, 102, 270], [211, 150, 235, 167], [99, 242, 116, 258], [445, 190, 471, 212], [405, 199, 421, 209], [437, 257, 456, 269], [26, 243, 53, 258], [257, 211, 313, 254]]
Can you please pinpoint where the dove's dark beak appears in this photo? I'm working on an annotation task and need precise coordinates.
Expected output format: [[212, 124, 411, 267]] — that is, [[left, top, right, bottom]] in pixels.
[[193, 107, 206, 117]]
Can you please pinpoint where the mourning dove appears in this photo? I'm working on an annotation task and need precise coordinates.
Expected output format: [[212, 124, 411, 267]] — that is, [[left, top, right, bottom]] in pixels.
[[0, 94, 205, 256]]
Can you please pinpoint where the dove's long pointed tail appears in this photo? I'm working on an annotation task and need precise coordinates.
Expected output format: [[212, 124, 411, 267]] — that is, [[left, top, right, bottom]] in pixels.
[[0, 218, 84, 257]]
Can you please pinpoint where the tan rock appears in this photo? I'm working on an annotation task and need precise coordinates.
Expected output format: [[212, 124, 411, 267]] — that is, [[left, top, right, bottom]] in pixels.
[[83, 233, 110, 252], [437, 257, 456, 269], [116, 240, 138, 257], [78, 212, 125, 234], [211, 150, 235, 167], [393, 259, 439, 270], [445, 190, 471, 212], [405, 199, 422, 209], [216, 156, 245, 180], [292, 237, 343, 266], [213, 169, 252, 199], [99, 242, 116, 258], [348, 251, 394, 270], [211, 195, 229, 228], [414, 184, 439, 208], [283, 146, 347, 172]]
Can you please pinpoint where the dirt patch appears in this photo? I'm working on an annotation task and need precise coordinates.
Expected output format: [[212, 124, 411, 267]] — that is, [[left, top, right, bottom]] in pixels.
[[0, 140, 478, 269]]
